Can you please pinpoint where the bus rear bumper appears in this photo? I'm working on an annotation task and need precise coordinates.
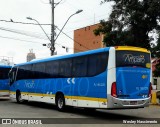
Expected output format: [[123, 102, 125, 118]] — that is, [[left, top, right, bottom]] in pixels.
[[107, 95, 151, 109]]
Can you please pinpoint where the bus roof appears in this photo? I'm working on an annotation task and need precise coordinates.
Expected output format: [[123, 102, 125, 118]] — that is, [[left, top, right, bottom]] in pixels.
[[0, 65, 11, 68], [115, 46, 150, 53], [14, 46, 150, 67], [15, 47, 111, 66]]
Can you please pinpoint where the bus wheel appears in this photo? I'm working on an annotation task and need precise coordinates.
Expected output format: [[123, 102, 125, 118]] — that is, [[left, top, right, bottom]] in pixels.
[[56, 94, 65, 111], [16, 91, 23, 103]]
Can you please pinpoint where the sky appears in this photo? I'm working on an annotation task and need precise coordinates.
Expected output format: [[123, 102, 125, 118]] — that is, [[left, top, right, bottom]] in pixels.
[[0, 0, 114, 64]]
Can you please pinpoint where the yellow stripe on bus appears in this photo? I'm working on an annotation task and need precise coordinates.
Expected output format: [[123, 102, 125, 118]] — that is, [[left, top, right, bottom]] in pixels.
[[21, 92, 55, 97], [65, 95, 107, 102], [10, 91, 107, 102], [0, 90, 9, 92], [115, 46, 150, 53], [9, 91, 16, 94]]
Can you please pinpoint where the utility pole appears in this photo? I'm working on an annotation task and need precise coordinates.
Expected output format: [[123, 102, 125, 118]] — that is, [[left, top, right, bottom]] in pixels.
[[49, 0, 82, 56], [50, 0, 55, 56]]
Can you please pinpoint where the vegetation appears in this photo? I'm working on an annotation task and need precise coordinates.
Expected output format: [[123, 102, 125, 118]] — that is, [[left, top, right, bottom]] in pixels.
[[94, 0, 160, 76], [153, 33, 160, 77], [94, 0, 160, 53]]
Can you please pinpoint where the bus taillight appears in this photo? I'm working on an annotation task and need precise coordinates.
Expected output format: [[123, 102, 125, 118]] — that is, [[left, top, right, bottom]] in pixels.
[[148, 83, 152, 97], [111, 82, 117, 98]]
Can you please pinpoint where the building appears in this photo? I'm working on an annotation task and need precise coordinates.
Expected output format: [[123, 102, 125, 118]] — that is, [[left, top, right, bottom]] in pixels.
[[27, 49, 36, 62], [74, 24, 104, 53]]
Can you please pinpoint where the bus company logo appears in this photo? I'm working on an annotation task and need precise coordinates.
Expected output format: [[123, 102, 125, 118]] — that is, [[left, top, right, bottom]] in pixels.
[[2, 119, 11, 124], [123, 54, 145, 63], [1, 119, 42, 125], [25, 80, 35, 89]]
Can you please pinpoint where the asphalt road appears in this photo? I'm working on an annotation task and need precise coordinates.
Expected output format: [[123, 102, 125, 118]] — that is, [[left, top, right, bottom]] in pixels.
[[0, 97, 160, 127]]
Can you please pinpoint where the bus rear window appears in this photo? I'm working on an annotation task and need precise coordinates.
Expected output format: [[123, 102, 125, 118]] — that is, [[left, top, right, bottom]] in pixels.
[[116, 50, 150, 68]]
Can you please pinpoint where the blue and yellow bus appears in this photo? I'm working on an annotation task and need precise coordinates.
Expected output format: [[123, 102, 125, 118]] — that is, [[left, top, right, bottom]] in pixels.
[[9, 46, 152, 111], [0, 65, 11, 97]]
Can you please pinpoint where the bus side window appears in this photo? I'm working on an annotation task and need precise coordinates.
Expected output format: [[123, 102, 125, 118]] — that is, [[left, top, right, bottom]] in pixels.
[[32, 63, 45, 79], [16, 66, 24, 80], [23, 64, 33, 79], [45, 61, 59, 78], [72, 56, 87, 77], [98, 53, 108, 72], [88, 54, 98, 76], [0, 68, 4, 79], [59, 59, 72, 77], [88, 53, 108, 76]]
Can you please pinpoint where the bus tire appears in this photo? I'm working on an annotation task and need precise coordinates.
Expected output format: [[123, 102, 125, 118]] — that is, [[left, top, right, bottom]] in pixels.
[[56, 94, 65, 111], [16, 91, 23, 104]]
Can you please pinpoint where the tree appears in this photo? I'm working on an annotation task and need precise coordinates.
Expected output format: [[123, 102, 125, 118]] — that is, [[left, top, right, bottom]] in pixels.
[[154, 62, 160, 77], [94, 0, 160, 50], [153, 33, 160, 76]]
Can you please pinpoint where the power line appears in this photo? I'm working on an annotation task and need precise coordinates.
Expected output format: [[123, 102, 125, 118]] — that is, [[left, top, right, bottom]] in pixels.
[[0, 12, 108, 28], [0, 19, 51, 25], [64, 13, 109, 25], [56, 26, 90, 50], [0, 34, 69, 49], [55, 43, 86, 52], [0, 35, 44, 44], [0, 24, 51, 37], [54, 0, 65, 8], [0, 25, 81, 50], [0, 26, 49, 40], [0, 19, 90, 51], [40, 0, 50, 4], [65, 1, 96, 23]]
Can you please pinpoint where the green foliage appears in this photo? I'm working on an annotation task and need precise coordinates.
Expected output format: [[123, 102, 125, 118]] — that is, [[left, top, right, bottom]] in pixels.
[[153, 33, 160, 76], [94, 0, 160, 51]]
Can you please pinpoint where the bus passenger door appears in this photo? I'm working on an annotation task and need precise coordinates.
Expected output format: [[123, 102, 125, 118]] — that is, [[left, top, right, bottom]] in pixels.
[[9, 67, 18, 99], [8, 67, 16, 86]]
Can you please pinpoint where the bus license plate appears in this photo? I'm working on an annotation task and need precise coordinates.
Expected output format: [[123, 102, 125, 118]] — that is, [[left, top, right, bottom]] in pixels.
[[130, 101, 137, 105]]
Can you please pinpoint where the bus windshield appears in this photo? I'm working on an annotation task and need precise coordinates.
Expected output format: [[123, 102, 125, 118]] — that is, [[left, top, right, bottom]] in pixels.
[[116, 50, 150, 68]]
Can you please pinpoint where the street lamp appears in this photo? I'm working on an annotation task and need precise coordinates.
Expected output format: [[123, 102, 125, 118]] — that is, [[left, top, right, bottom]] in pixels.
[[26, 9, 83, 56], [54, 9, 83, 42], [26, 17, 51, 43]]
